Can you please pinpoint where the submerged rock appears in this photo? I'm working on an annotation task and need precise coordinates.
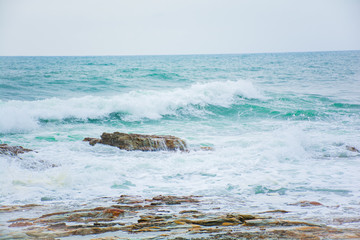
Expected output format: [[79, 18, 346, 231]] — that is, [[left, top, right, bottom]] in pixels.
[[200, 146, 214, 151], [290, 201, 323, 207], [0, 204, 41, 213], [0, 144, 32, 156], [346, 145, 360, 153], [84, 132, 188, 151], [149, 195, 200, 205]]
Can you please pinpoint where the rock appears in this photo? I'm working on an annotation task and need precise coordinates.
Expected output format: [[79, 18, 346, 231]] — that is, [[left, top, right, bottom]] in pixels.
[[0, 204, 41, 212], [258, 209, 289, 214], [244, 219, 321, 227], [9, 222, 34, 227], [83, 137, 101, 146], [179, 210, 201, 214], [150, 195, 199, 205], [101, 208, 124, 218], [289, 201, 323, 207], [346, 145, 360, 153], [84, 132, 188, 151], [181, 216, 243, 226], [0, 144, 32, 156], [200, 146, 214, 151], [3, 195, 360, 239]]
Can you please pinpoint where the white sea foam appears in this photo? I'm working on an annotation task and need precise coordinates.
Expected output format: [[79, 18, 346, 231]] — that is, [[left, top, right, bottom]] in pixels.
[[1, 121, 359, 225], [0, 80, 265, 133]]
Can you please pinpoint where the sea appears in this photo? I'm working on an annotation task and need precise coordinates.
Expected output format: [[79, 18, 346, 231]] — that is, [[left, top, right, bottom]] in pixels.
[[1, 51, 360, 229]]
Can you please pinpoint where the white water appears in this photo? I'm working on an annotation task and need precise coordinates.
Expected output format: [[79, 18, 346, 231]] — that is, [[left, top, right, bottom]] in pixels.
[[1, 116, 359, 227], [0, 80, 265, 133]]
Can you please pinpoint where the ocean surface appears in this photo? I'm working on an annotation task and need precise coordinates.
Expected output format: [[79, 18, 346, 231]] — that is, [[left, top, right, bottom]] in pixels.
[[1, 51, 360, 228]]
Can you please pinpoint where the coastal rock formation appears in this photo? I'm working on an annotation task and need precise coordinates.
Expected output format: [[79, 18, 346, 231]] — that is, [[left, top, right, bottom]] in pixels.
[[84, 132, 188, 151], [2, 195, 360, 239], [0, 143, 32, 156]]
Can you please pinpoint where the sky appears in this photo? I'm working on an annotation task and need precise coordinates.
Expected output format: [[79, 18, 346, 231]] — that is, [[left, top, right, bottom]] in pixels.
[[0, 0, 359, 56]]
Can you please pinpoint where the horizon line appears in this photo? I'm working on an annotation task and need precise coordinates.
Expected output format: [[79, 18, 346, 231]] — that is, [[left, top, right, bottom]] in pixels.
[[0, 49, 359, 57]]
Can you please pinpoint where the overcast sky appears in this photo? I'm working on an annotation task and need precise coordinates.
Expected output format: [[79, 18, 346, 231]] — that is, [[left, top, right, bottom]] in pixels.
[[0, 0, 359, 56]]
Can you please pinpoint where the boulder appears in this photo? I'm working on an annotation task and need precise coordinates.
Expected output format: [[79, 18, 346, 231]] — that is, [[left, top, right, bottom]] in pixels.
[[83, 132, 187, 151], [0, 144, 32, 156]]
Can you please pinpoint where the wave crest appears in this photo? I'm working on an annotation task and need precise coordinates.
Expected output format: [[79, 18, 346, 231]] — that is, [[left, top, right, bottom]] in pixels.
[[0, 80, 265, 133]]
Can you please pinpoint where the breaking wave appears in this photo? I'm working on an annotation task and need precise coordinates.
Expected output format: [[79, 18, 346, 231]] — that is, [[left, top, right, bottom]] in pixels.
[[0, 80, 265, 133]]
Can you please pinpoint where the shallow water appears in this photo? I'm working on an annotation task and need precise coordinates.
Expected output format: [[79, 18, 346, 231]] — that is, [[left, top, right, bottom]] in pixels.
[[1, 51, 360, 229]]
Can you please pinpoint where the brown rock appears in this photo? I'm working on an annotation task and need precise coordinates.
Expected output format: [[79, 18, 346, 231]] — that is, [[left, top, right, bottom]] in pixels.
[[9, 221, 33, 227], [179, 210, 201, 214], [290, 201, 323, 207], [47, 222, 67, 229], [5, 195, 360, 240], [200, 146, 214, 151], [258, 209, 289, 214], [0, 144, 32, 156], [83, 137, 101, 146], [84, 132, 188, 151], [185, 217, 242, 226], [346, 145, 360, 153], [150, 195, 199, 205], [244, 219, 321, 227], [102, 208, 124, 218], [0, 204, 41, 212]]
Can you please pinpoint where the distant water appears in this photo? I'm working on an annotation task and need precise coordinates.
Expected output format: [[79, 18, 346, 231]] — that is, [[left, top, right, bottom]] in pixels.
[[1, 51, 360, 226]]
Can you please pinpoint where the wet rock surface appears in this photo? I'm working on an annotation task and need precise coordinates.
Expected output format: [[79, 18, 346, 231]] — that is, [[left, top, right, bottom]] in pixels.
[[84, 132, 188, 151], [1, 195, 360, 239], [0, 144, 32, 156]]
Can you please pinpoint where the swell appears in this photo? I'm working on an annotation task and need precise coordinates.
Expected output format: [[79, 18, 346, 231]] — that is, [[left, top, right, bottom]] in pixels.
[[2, 78, 359, 134]]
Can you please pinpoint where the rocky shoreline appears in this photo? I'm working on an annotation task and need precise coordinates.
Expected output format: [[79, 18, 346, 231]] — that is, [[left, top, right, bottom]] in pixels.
[[1, 195, 360, 239], [1, 135, 359, 239]]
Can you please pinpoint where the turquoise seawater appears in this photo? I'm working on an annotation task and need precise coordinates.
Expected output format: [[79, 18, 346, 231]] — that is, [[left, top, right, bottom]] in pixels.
[[1, 51, 360, 226]]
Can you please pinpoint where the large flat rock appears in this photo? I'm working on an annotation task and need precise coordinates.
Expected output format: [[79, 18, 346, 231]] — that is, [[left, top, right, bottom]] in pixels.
[[84, 132, 187, 151]]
